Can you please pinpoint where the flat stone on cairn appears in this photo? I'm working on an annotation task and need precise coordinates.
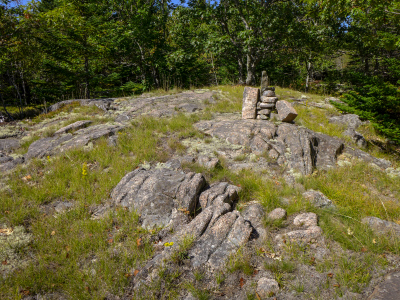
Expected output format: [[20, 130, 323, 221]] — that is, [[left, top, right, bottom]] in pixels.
[[276, 100, 298, 122], [258, 109, 271, 115], [259, 103, 275, 109], [263, 90, 276, 97], [242, 87, 259, 119], [261, 96, 278, 103]]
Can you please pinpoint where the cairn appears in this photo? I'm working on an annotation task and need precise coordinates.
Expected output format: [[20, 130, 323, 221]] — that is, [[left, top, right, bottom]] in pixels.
[[242, 71, 298, 122]]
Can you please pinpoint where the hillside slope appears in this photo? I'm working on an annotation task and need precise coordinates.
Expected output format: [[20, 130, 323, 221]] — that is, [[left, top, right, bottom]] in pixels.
[[1, 86, 399, 300]]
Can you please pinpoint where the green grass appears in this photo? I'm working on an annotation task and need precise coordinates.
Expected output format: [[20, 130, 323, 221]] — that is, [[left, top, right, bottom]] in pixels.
[[169, 235, 195, 264], [227, 247, 254, 276], [0, 112, 208, 299], [295, 105, 347, 139], [208, 85, 244, 113], [2, 84, 400, 299]]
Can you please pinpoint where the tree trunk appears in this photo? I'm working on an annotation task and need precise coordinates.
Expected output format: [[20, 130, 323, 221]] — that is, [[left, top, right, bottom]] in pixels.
[[245, 53, 256, 86], [0, 90, 14, 121], [305, 61, 312, 92], [237, 58, 245, 84], [305, 53, 312, 93], [85, 56, 90, 99], [364, 56, 369, 75]]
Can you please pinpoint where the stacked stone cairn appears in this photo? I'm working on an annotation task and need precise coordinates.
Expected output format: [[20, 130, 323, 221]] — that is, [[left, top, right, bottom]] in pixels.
[[242, 71, 298, 122]]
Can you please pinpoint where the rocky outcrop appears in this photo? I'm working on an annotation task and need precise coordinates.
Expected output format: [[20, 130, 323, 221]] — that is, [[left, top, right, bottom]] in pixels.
[[0, 155, 24, 172], [368, 270, 400, 300], [330, 114, 368, 148], [0, 138, 19, 152], [111, 167, 206, 229], [131, 179, 255, 293], [54, 120, 92, 135], [195, 119, 345, 175], [199, 182, 240, 209], [362, 216, 400, 237], [26, 124, 121, 159], [329, 114, 363, 129], [242, 203, 267, 239], [46, 98, 116, 113], [344, 146, 391, 169]]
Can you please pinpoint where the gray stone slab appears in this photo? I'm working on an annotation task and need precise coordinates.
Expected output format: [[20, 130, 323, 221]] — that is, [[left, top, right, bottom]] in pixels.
[[242, 87, 259, 119], [276, 100, 298, 122], [368, 271, 400, 300]]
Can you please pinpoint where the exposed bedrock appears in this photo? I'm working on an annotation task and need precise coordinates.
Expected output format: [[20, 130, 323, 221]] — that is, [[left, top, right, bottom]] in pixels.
[[113, 166, 263, 292], [131, 192, 257, 292], [194, 119, 345, 175], [111, 167, 206, 229], [26, 124, 121, 159]]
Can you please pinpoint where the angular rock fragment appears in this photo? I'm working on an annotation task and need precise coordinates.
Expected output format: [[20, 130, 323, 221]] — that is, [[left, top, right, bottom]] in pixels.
[[201, 211, 252, 269], [242, 87, 259, 119], [197, 155, 219, 169], [362, 216, 400, 237], [303, 190, 335, 208], [261, 71, 269, 90], [261, 86, 275, 93], [199, 182, 240, 209], [313, 132, 344, 170], [275, 225, 322, 247], [54, 120, 92, 135], [268, 208, 287, 221], [257, 278, 279, 298], [242, 203, 266, 239], [344, 128, 367, 148], [276, 100, 298, 122], [111, 167, 206, 228], [293, 212, 318, 227]]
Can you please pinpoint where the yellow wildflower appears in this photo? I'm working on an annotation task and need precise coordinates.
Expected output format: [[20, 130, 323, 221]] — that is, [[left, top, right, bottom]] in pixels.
[[82, 162, 88, 176]]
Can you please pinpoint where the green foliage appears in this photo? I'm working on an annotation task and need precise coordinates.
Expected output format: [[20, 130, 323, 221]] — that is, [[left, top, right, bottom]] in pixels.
[[120, 82, 146, 95], [333, 76, 400, 143]]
